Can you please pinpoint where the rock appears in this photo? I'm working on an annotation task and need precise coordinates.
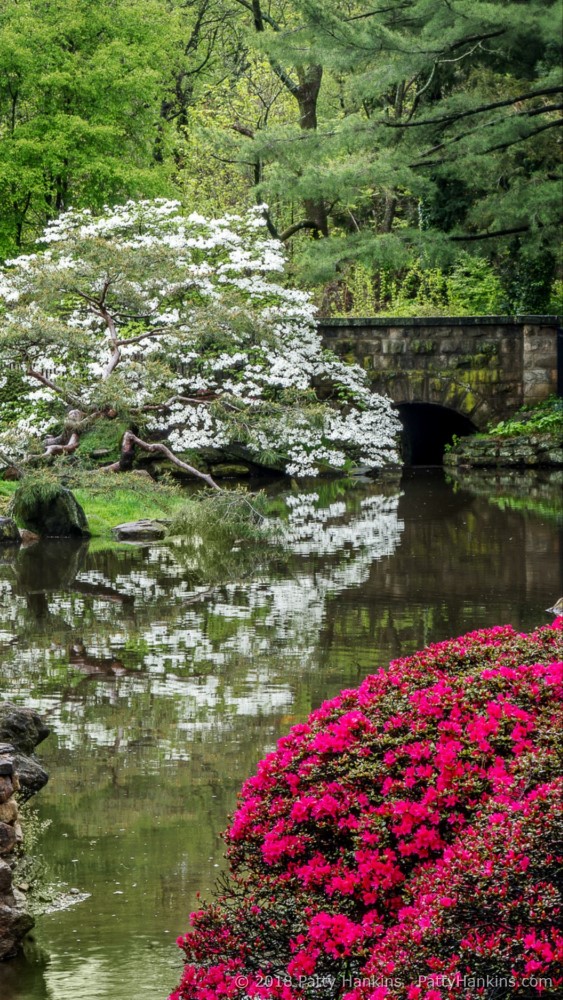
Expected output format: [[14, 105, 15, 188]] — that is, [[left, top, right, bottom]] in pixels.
[[11, 754, 48, 801], [0, 801, 17, 825], [18, 529, 40, 546], [12, 484, 89, 537], [0, 519, 20, 547], [0, 704, 50, 755], [0, 862, 12, 895], [0, 899, 34, 960], [0, 779, 13, 806], [0, 823, 16, 855], [1, 466, 21, 481], [112, 519, 167, 542], [0, 710, 48, 960], [210, 463, 250, 477]]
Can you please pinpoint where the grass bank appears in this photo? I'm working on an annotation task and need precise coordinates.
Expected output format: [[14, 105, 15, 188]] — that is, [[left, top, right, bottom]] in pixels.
[[0, 473, 189, 539]]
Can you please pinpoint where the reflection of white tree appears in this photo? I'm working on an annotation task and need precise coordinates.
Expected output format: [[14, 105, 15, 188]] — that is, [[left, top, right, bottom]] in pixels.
[[0, 487, 403, 750]]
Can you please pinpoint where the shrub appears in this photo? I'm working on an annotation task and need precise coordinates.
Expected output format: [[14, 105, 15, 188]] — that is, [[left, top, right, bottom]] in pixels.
[[488, 396, 563, 439], [171, 620, 563, 1000]]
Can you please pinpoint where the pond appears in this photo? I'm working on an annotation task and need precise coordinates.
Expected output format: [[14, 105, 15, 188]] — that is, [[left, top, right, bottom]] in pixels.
[[0, 468, 561, 1000]]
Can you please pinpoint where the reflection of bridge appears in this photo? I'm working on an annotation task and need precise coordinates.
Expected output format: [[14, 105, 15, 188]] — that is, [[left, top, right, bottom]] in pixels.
[[320, 316, 561, 457]]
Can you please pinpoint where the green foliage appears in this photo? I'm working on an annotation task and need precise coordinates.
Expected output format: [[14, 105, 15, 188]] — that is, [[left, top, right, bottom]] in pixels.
[[488, 396, 563, 438], [69, 470, 183, 537], [230, 0, 562, 297], [10, 470, 64, 521], [12, 804, 52, 915], [167, 487, 279, 584], [497, 246, 558, 314], [547, 279, 563, 314], [446, 254, 505, 315], [0, 0, 176, 257], [78, 419, 131, 464], [324, 252, 505, 317]]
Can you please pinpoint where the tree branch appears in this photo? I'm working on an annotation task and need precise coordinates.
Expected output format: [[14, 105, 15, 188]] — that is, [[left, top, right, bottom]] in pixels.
[[26, 369, 86, 409], [44, 431, 80, 457], [279, 219, 323, 240], [116, 328, 169, 347], [141, 394, 217, 411], [415, 120, 563, 168], [382, 85, 563, 128], [411, 104, 563, 166], [449, 220, 562, 242], [107, 431, 221, 489]]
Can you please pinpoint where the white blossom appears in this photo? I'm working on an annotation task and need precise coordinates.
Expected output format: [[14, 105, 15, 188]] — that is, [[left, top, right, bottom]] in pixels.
[[0, 200, 401, 474]]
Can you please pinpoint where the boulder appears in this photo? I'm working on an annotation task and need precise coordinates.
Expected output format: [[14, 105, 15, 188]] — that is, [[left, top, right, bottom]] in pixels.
[[210, 463, 250, 478], [0, 704, 50, 755], [18, 529, 40, 546], [12, 484, 89, 537], [0, 519, 20, 546], [0, 824, 16, 856], [112, 519, 167, 542], [10, 754, 48, 801], [0, 862, 11, 895], [0, 897, 34, 960], [0, 779, 13, 806], [0, 709, 48, 961]]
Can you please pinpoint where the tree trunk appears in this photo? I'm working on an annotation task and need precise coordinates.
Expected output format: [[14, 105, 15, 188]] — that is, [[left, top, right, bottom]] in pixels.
[[297, 66, 328, 237]]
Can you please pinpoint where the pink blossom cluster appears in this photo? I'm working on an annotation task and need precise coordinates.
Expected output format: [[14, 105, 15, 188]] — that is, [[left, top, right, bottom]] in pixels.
[[170, 620, 563, 1000]]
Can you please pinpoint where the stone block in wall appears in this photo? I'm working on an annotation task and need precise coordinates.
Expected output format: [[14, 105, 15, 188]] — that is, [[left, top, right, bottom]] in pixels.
[[0, 823, 16, 855], [0, 862, 11, 894], [0, 801, 18, 825], [0, 778, 14, 806], [523, 368, 558, 403], [382, 340, 407, 355]]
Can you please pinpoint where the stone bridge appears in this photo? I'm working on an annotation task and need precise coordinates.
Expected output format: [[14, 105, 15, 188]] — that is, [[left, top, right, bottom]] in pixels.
[[319, 316, 561, 462]]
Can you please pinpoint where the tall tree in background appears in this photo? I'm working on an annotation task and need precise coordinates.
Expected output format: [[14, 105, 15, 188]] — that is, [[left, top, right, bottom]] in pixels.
[[0, 0, 176, 257], [1, 0, 560, 307], [226, 0, 562, 297]]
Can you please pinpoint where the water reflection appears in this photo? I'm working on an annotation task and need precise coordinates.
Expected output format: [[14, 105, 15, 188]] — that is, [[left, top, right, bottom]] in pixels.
[[0, 470, 561, 1000]]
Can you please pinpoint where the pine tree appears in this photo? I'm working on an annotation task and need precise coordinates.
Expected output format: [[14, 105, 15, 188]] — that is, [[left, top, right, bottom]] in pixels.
[[228, 0, 563, 287]]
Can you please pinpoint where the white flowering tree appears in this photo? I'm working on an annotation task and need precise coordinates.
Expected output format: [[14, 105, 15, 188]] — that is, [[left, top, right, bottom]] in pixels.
[[0, 200, 400, 480]]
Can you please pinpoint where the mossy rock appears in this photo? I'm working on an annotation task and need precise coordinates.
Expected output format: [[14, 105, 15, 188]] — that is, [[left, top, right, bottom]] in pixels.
[[0, 518, 20, 546], [210, 463, 250, 477], [12, 483, 89, 538]]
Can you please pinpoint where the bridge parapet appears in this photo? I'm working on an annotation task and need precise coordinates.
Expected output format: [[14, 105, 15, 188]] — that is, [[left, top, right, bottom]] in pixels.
[[319, 316, 560, 429]]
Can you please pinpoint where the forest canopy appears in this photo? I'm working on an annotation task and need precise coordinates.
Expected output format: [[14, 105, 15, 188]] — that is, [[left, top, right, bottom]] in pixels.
[[0, 0, 561, 314]]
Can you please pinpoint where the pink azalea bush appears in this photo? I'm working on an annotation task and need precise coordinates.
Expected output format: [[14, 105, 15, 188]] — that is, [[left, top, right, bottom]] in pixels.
[[170, 621, 563, 1000]]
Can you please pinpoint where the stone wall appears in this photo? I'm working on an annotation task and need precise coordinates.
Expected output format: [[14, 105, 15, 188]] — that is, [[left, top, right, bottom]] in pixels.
[[444, 432, 563, 470], [319, 316, 560, 430], [0, 704, 49, 960]]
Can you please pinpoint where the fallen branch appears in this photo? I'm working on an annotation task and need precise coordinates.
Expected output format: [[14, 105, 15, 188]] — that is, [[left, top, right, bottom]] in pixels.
[[44, 431, 81, 457], [104, 430, 221, 489]]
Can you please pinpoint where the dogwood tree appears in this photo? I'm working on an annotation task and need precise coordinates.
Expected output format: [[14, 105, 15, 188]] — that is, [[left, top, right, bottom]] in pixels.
[[0, 199, 400, 480]]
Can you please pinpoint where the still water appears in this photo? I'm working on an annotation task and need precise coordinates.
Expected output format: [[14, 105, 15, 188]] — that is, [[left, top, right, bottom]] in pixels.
[[0, 469, 561, 1000]]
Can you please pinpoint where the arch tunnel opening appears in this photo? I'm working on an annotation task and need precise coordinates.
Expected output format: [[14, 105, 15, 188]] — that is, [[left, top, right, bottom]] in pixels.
[[397, 402, 477, 466]]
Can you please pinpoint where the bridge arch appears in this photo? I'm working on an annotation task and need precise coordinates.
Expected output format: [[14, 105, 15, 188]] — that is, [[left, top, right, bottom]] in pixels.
[[397, 402, 477, 465]]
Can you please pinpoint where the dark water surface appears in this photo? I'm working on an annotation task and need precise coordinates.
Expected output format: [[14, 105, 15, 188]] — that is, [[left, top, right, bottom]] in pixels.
[[0, 469, 561, 1000]]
